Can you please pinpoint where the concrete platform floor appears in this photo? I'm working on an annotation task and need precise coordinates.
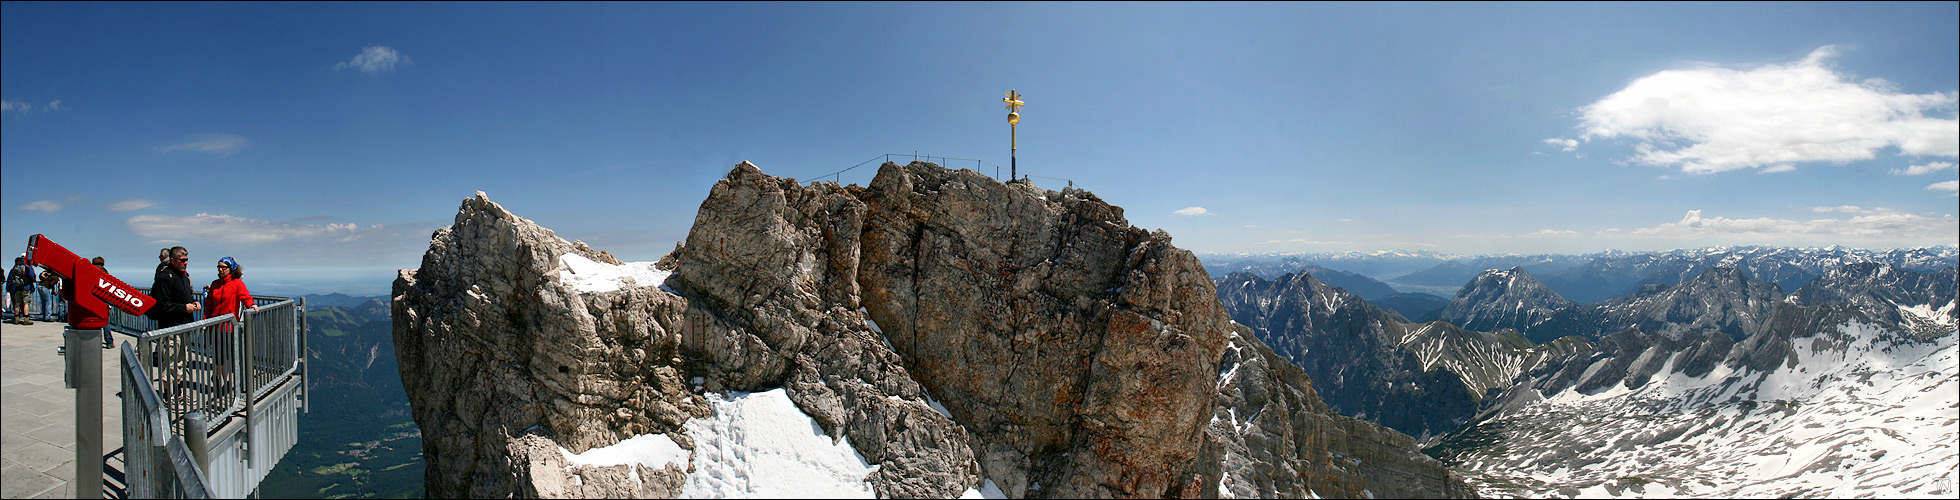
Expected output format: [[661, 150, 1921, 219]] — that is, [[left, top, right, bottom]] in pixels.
[[3, 319, 134, 499]]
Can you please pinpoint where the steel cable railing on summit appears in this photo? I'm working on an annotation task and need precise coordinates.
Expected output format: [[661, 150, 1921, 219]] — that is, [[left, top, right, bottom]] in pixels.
[[810, 153, 1075, 187]]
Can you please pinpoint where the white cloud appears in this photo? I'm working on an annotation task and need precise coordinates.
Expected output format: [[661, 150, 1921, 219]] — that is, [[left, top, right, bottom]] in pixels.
[[127, 213, 371, 244], [1811, 205, 1868, 214], [19, 200, 62, 212], [1892, 161, 1956, 175], [1929, 180, 1959, 195], [1759, 164, 1796, 174], [1257, 239, 1352, 246], [1543, 138, 1579, 152], [1, 100, 29, 113], [1374, 241, 1440, 248], [1451, 229, 1581, 239], [1570, 46, 1959, 174], [1521, 229, 1581, 238], [108, 199, 158, 212], [157, 134, 249, 155], [1174, 206, 1214, 216], [1338, 218, 1354, 222], [335, 45, 412, 75], [46, 100, 60, 111], [1618, 208, 1958, 244]]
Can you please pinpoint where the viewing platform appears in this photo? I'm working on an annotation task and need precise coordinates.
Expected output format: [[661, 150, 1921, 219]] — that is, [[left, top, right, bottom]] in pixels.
[[2, 293, 307, 499], [1, 320, 123, 498]]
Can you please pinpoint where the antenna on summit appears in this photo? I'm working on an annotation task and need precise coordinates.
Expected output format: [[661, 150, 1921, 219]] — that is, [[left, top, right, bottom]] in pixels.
[[1004, 89, 1023, 181]]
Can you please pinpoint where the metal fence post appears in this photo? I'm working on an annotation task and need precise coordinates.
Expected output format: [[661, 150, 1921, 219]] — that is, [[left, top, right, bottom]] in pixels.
[[65, 328, 105, 499], [184, 412, 210, 472], [297, 297, 308, 414], [237, 312, 253, 469]]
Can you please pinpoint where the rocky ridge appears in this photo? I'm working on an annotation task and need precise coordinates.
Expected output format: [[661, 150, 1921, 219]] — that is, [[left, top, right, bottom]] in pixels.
[[393, 161, 1474, 498], [1215, 270, 1578, 444], [1432, 263, 1959, 497], [1438, 267, 1575, 338], [1452, 265, 1789, 344]]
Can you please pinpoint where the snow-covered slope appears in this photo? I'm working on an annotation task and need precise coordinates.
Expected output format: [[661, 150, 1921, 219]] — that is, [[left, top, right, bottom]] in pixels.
[[560, 388, 1010, 499], [1435, 312, 1958, 498]]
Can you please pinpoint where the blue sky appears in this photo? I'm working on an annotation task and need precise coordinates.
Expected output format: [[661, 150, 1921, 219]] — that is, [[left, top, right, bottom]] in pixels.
[[4, 2, 1956, 295]]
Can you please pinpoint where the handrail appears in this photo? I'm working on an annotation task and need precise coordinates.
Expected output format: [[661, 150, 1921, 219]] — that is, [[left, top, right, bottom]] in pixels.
[[132, 297, 303, 436], [107, 289, 289, 337], [241, 300, 299, 401], [115, 289, 303, 498], [139, 315, 245, 436], [810, 153, 1074, 187], [122, 343, 214, 498]]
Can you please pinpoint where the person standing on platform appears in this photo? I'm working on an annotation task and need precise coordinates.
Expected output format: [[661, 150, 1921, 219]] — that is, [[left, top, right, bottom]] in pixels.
[[147, 247, 199, 328], [204, 256, 254, 391], [203, 257, 254, 318], [37, 268, 64, 321], [6, 256, 34, 325]]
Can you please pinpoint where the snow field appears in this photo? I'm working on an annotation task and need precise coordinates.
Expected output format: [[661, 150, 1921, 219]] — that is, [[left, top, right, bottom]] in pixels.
[[558, 254, 675, 293], [1454, 321, 1957, 498], [681, 389, 879, 498]]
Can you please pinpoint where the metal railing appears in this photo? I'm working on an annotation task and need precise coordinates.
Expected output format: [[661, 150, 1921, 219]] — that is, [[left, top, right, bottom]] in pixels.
[[106, 290, 285, 338], [812, 153, 1075, 187], [131, 296, 302, 437], [242, 300, 300, 402], [138, 315, 244, 436], [121, 344, 215, 499]]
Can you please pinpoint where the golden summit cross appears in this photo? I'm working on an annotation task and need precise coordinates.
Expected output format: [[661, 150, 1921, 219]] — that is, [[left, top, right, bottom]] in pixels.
[[1004, 89, 1023, 181]]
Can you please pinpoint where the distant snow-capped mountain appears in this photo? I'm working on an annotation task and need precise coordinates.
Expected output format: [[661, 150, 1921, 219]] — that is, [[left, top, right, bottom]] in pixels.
[[1431, 268, 1959, 498], [1437, 267, 1575, 337], [1536, 245, 1955, 304], [1200, 250, 1461, 283], [1235, 245, 1960, 305], [1216, 271, 1486, 442], [1443, 262, 1950, 344], [1792, 263, 1958, 338]]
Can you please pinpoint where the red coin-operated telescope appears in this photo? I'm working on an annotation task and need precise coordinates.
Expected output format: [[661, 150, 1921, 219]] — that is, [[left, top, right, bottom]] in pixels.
[[24, 234, 153, 330]]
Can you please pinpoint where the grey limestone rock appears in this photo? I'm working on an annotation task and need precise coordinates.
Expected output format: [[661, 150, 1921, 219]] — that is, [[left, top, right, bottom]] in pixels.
[[396, 163, 1476, 499]]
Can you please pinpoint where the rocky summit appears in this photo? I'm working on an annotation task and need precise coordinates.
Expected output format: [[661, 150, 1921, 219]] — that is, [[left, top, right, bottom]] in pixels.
[[393, 161, 1474, 498], [1438, 267, 1575, 341]]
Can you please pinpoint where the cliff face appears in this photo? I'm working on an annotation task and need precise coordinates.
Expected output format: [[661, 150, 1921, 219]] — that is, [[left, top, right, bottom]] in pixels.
[[393, 161, 1474, 498], [392, 192, 708, 498]]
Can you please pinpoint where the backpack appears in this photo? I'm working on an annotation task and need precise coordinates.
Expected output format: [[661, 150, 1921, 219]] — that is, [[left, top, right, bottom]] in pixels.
[[6, 267, 29, 292]]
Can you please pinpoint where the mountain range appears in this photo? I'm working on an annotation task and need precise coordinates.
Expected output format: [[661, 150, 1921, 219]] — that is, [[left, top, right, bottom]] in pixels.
[[1201, 245, 1957, 305], [364, 160, 1954, 498], [1208, 257, 1955, 498], [1430, 263, 1957, 497]]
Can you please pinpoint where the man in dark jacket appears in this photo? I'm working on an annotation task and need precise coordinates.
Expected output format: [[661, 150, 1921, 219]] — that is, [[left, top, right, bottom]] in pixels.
[[147, 246, 201, 328]]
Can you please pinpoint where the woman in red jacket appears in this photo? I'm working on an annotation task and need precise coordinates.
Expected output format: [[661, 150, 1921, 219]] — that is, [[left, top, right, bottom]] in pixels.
[[205, 256, 254, 396], [204, 256, 254, 318]]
